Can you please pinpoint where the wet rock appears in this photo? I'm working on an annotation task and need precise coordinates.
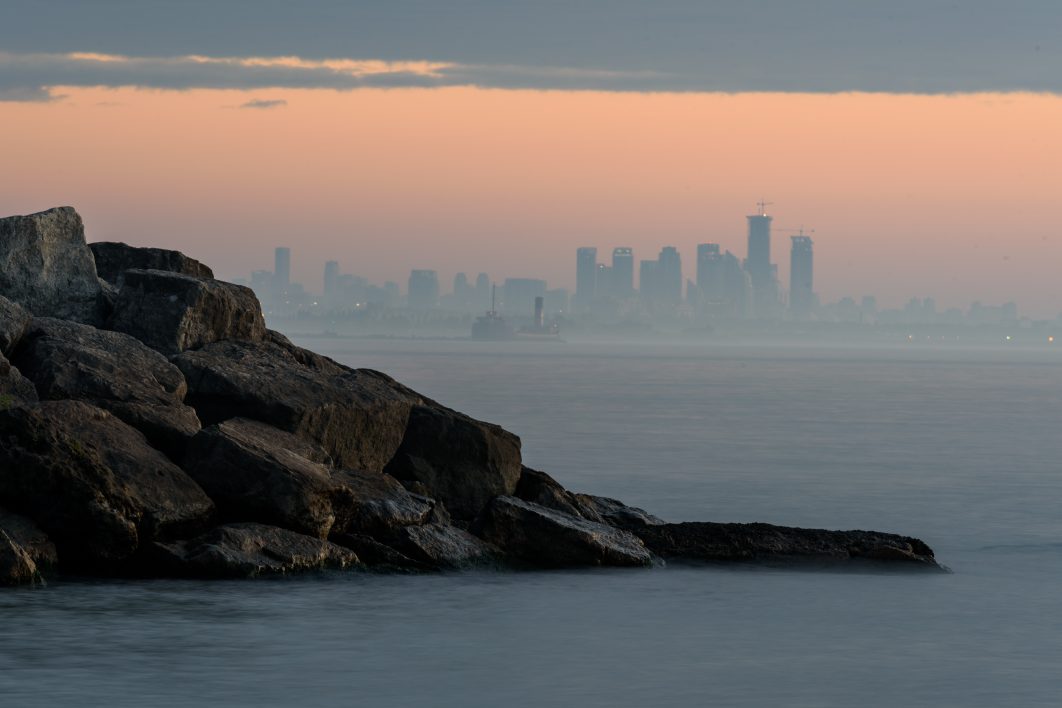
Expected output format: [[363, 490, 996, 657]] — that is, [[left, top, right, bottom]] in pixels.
[[182, 418, 350, 539], [384, 523, 502, 570], [473, 496, 653, 568], [174, 338, 424, 472], [153, 522, 358, 578], [632, 522, 942, 569], [13, 317, 200, 456], [513, 467, 664, 530], [385, 404, 523, 521], [0, 508, 58, 586], [333, 468, 434, 535], [0, 401, 214, 570], [0, 295, 30, 357], [109, 269, 265, 354], [0, 207, 105, 324], [90, 241, 213, 287]]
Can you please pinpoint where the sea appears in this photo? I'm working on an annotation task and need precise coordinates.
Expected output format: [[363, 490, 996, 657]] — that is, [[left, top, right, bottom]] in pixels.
[[3, 337, 1062, 707]]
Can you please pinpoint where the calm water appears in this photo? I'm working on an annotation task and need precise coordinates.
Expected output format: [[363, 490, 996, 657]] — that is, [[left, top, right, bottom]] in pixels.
[[4, 338, 1062, 707]]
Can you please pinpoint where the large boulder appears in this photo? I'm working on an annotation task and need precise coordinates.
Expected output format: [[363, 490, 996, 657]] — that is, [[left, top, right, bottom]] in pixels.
[[632, 522, 942, 569], [0, 355, 37, 406], [473, 496, 654, 568], [333, 468, 434, 535], [109, 269, 265, 354], [0, 295, 30, 357], [174, 338, 425, 472], [12, 317, 200, 456], [182, 418, 353, 539], [153, 522, 358, 578], [90, 241, 213, 287], [0, 401, 214, 570], [384, 404, 523, 521], [0, 508, 58, 586], [382, 523, 502, 570], [0, 207, 105, 323]]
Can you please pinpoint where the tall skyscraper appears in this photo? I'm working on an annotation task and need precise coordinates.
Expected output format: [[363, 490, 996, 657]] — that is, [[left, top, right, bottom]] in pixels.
[[745, 202, 777, 316], [323, 260, 339, 298], [611, 247, 634, 297], [274, 247, 291, 290], [696, 243, 724, 301], [789, 235, 814, 316], [575, 247, 597, 308], [658, 246, 682, 305]]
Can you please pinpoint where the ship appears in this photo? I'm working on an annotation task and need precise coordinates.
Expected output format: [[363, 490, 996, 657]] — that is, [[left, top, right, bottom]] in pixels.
[[471, 285, 515, 340]]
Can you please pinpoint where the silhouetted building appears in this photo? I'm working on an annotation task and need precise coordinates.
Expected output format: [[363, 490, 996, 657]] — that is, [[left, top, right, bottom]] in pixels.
[[596, 263, 611, 298], [696, 243, 725, 303], [789, 235, 814, 316], [658, 246, 682, 305], [407, 269, 439, 309], [323, 260, 340, 299], [502, 278, 547, 314], [611, 247, 634, 297], [745, 204, 777, 316], [639, 259, 659, 304], [475, 272, 490, 308], [722, 250, 751, 316], [575, 247, 597, 310], [274, 247, 291, 290]]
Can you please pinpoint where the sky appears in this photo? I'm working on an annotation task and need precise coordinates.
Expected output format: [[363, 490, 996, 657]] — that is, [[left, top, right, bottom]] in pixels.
[[2, 2, 1062, 315]]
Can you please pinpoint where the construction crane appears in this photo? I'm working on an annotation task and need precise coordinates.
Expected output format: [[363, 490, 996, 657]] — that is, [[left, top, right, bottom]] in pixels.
[[776, 226, 815, 238], [755, 199, 773, 216]]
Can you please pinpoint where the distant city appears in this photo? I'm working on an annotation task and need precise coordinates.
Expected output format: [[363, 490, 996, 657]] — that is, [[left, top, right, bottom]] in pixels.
[[234, 203, 1053, 341]]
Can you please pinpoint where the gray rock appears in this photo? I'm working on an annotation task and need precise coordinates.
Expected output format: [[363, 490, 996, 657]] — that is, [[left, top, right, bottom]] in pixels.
[[0, 295, 30, 357], [182, 418, 350, 539], [0, 354, 38, 406], [0, 401, 214, 570], [384, 404, 523, 521], [110, 269, 265, 354], [174, 338, 425, 472], [0, 508, 58, 586], [514, 467, 665, 530], [13, 317, 200, 456], [90, 241, 213, 287], [384, 523, 502, 570], [332, 468, 434, 535], [473, 496, 653, 568], [153, 522, 359, 578], [632, 522, 943, 569], [0, 207, 104, 323], [329, 533, 432, 572]]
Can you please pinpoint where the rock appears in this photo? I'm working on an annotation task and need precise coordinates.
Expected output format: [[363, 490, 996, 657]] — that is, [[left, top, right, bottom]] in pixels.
[[632, 522, 942, 569], [182, 418, 351, 539], [0, 207, 105, 323], [0, 401, 214, 570], [174, 338, 425, 472], [329, 533, 432, 572], [0, 355, 38, 406], [0, 508, 58, 586], [384, 404, 523, 521], [90, 241, 213, 287], [513, 467, 664, 530], [153, 522, 358, 578], [473, 496, 654, 568], [332, 468, 434, 535], [0, 295, 30, 357], [109, 269, 266, 354], [12, 317, 200, 456], [383, 523, 502, 570]]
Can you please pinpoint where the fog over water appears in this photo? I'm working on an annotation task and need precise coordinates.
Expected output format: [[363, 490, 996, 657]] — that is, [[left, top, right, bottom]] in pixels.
[[4, 339, 1062, 707]]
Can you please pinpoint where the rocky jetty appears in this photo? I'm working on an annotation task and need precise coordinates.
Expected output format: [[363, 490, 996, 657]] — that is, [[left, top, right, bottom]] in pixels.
[[0, 207, 944, 585]]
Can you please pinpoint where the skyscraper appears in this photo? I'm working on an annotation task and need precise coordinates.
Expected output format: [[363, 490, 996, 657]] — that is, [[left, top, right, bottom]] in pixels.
[[745, 203, 777, 316], [323, 260, 339, 299], [274, 247, 291, 290], [789, 235, 814, 316], [658, 246, 682, 305], [696, 243, 724, 302], [611, 247, 634, 297], [575, 247, 597, 308], [407, 269, 439, 309]]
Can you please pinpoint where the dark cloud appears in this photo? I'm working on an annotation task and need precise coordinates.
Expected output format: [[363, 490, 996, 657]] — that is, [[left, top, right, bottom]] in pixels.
[[239, 98, 287, 109], [0, 1, 1060, 97]]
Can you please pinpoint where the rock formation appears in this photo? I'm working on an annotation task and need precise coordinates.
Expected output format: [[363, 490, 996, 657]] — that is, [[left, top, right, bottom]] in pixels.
[[0, 206, 945, 585]]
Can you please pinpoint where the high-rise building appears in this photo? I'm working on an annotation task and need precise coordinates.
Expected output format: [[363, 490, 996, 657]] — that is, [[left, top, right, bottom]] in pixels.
[[274, 247, 291, 290], [596, 263, 611, 298], [407, 269, 439, 309], [789, 235, 814, 316], [575, 247, 597, 308], [639, 259, 659, 303], [745, 203, 777, 315], [502, 278, 547, 314], [474, 272, 490, 309], [696, 243, 725, 302], [611, 248, 634, 297], [323, 260, 340, 299], [658, 246, 682, 305]]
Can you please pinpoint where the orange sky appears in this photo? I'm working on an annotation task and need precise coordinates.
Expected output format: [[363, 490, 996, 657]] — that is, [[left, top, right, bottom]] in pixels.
[[2, 86, 1061, 315]]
